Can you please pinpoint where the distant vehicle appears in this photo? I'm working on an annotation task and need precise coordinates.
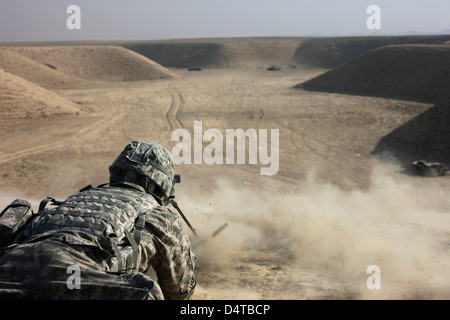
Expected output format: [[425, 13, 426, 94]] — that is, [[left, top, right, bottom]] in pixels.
[[402, 160, 448, 177], [187, 67, 202, 71], [267, 66, 280, 71]]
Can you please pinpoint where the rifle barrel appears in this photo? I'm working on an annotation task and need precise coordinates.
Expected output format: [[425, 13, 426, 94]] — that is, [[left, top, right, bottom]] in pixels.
[[169, 199, 198, 237]]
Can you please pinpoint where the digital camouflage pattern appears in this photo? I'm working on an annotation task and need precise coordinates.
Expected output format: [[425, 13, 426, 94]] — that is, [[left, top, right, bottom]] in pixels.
[[0, 140, 196, 300], [0, 199, 33, 251], [0, 239, 165, 299], [109, 140, 175, 197], [0, 199, 32, 231], [0, 186, 196, 299]]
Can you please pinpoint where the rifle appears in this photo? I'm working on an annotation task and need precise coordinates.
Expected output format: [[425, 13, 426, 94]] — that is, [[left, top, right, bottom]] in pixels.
[[164, 174, 227, 238], [164, 174, 198, 237]]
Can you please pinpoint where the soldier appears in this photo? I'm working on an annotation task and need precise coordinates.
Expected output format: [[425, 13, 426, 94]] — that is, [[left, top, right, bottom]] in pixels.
[[0, 140, 196, 300]]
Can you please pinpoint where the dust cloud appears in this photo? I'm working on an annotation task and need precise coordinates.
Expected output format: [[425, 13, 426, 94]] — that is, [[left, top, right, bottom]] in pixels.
[[1, 161, 448, 299], [180, 161, 450, 299]]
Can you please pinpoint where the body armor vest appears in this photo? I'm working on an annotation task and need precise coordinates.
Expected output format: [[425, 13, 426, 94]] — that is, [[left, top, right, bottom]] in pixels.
[[28, 186, 159, 273]]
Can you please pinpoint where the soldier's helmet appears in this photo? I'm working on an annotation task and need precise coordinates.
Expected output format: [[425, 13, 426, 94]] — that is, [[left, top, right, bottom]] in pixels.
[[109, 140, 175, 197]]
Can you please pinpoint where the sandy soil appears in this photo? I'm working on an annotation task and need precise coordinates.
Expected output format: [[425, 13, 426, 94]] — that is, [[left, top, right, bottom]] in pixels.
[[0, 38, 449, 300]]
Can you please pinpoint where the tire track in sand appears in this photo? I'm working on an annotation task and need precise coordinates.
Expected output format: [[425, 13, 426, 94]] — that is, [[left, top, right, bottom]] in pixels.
[[0, 88, 128, 165], [165, 89, 184, 130], [0, 113, 125, 165]]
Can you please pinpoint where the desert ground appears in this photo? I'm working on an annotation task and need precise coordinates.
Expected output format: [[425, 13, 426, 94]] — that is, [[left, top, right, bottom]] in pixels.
[[1, 36, 449, 299]]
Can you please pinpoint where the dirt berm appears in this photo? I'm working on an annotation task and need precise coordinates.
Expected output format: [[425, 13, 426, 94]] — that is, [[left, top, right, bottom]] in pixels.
[[290, 35, 450, 68], [2, 45, 179, 85], [123, 38, 303, 69], [296, 44, 450, 103], [0, 68, 81, 123], [373, 99, 450, 166]]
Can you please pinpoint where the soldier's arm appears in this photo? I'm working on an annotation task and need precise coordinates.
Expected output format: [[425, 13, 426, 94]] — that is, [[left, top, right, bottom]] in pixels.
[[140, 205, 197, 300]]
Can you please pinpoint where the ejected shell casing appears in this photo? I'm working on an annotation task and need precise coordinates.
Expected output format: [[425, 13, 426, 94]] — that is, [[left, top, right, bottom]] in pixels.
[[211, 223, 228, 238]]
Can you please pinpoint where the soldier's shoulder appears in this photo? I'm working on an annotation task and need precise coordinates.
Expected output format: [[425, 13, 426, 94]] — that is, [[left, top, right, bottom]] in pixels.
[[149, 203, 177, 216], [145, 203, 182, 227]]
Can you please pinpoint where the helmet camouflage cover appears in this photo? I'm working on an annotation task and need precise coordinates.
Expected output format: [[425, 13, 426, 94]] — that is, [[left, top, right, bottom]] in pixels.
[[109, 140, 175, 197]]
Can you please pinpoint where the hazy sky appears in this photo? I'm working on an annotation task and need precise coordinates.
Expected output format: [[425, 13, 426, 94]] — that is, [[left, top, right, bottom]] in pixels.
[[0, 0, 449, 42]]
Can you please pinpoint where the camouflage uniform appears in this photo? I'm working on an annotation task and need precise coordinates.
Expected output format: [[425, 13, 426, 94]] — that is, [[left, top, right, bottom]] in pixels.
[[0, 140, 196, 300]]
